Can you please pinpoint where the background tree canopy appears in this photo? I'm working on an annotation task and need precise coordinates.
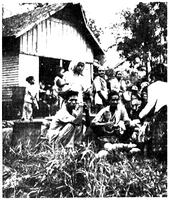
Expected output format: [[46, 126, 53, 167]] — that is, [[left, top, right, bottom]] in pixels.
[[116, 2, 167, 80], [86, 2, 167, 81]]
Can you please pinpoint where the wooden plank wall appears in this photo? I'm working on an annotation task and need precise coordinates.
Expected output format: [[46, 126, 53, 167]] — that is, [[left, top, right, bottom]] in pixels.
[[2, 55, 19, 102], [20, 17, 93, 62]]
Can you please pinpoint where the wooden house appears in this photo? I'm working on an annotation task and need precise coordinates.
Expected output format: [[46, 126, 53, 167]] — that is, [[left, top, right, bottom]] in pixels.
[[2, 3, 105, 119]]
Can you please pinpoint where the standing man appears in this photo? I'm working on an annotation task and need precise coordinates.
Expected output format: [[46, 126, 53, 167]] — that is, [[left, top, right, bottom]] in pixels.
[[139, 72, 168, 120], [21, 76, 39, 121], [93, 64, 108, 113], [53, 66, 69, 110], [109, 71, 126, 95], [138, 68, 168, 158], [62, 61, 88, 104]]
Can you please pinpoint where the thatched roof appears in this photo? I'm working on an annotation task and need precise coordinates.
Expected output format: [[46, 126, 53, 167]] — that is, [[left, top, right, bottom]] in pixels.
[[2, 3, 66, 37], [2, 3, 105, 55]]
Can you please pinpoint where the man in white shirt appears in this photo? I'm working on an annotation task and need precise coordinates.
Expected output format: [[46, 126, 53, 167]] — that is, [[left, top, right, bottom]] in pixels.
[[139, 80, 168, 119], [62, 61, 88, 104], [138, 69, 167, 158], [109, 71, 126, 94], [83, 90, 138, 146], [21, 76, 39, 121], [93, 65, 108, 113]]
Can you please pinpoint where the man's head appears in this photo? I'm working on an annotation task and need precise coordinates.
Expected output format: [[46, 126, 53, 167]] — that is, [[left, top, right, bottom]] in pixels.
[[66, 91, 79, 111], [108, 90, 120, 110], [98, 65, 105, 79], [59, 89, 79, 111], [26, 76, 35, 85], [115, 71, 122, 81], [73, 62, 85, 75]]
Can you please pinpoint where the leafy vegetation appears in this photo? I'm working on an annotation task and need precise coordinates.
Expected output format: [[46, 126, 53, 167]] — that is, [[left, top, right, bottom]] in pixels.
[[3, 133, 167, 198], [87, 18, 104, 43], [117, 2, 167, 76]]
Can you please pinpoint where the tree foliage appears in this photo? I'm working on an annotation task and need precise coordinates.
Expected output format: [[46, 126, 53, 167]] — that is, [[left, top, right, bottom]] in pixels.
[[117, 2, 167, 78], [87, 18, 104, 43]]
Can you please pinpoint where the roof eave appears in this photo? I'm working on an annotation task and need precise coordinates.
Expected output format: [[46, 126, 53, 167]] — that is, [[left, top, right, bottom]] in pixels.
[[79, 4, 105, 55], [15, 4, 67, 38], [4, 3, 105, 56]]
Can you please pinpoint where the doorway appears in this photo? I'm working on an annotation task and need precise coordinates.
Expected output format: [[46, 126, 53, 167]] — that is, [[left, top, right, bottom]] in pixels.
[[39, 57, 71, 87]]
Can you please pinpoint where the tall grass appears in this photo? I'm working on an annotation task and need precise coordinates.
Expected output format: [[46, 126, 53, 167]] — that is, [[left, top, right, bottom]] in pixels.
[[3, 136, 167, 197]]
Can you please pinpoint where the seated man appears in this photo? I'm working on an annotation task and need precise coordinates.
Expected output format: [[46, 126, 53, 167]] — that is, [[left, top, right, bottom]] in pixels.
[[47, 89, 85, 148], [84, 90, 138, 148]]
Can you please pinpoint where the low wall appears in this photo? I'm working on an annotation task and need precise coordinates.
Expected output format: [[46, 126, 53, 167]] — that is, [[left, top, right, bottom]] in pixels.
[[12, 121, 43, 149]]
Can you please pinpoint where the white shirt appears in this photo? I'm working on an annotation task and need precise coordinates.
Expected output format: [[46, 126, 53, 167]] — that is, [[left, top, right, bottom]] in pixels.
[[110, 78, 126, 93], [93, 76, 108, 105], [62, 71, 87, 103], [92, 104, 130, 125], [24, 83, 38, 103], [139, 81, 168, 119]]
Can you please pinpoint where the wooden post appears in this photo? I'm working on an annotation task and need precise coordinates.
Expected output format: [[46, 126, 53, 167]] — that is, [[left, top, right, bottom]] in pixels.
[[60, 59, 63, 68]]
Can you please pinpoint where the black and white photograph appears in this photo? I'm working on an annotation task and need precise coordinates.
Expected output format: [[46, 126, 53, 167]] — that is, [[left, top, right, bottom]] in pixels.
[[2, 0, 168, 197]]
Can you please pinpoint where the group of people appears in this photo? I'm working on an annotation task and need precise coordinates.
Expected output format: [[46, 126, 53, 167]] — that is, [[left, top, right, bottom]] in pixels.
[[21, 60, 168, 158], [21, 77, 57, 120]]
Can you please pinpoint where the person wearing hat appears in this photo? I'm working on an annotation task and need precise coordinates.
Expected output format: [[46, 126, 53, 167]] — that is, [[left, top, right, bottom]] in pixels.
[[21, 76, 39, 121], [93, 64, 108, 113], [47, 89, 86, 148], [62, 61, 89, 104]]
